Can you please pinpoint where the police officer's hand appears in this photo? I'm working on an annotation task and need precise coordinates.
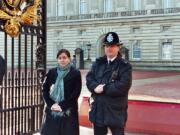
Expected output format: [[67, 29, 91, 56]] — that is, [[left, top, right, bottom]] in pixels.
[[51, 103, 62, 112], [94, 84, 105, 94]]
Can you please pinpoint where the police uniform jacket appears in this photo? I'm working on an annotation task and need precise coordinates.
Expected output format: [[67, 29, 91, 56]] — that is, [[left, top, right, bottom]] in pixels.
[[86, 56, 132, 128]]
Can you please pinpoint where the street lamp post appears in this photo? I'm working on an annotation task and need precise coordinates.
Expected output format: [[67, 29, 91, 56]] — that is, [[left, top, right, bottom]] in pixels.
[[86, 43, 91, 60]]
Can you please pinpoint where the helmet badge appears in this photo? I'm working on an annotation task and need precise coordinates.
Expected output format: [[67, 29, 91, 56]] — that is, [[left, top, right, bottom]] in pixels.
[[107, 33, 113, 43]]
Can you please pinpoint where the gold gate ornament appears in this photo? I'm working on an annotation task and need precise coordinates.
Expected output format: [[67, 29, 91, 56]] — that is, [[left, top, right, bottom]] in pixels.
[[5, 0, 21, 8], [0, 0, 41, 37]]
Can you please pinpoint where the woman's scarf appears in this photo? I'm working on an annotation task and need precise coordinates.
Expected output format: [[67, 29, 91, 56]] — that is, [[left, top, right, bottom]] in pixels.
[[50, 63, 71, 117]]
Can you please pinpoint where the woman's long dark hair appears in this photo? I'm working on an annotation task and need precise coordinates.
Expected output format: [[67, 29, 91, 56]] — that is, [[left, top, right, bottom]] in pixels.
[[56, 49, 71, 59]]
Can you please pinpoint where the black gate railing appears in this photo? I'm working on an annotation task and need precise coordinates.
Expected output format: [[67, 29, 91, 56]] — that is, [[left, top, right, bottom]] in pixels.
[[0, 70, 40, 135], [0, 0, 46, 134]]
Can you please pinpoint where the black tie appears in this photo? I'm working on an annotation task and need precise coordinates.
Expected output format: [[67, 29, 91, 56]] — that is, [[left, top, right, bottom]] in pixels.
[[110, 60, 113, 65], [108, 60, 113, 66]]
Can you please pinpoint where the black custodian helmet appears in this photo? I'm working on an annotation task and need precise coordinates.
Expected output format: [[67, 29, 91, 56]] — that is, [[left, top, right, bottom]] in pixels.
[[103, 32, 123, 46]]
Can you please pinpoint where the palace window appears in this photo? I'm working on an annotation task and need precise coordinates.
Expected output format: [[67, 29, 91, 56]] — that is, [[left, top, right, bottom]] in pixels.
[[164, 0, 173, 8], [132, 40, 141, 59], [132, 0, 142, 10], [57, 0, 64, 16], [161, 41, 173, 60], [79, 0, 87, 14], [104, 0, 113, 12]]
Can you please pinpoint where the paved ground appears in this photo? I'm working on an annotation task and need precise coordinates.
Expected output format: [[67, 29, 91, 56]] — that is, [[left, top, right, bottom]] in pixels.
[[80, 126, 149, 135], [34, 126, 149, 135], [80, 70, 180, 103]]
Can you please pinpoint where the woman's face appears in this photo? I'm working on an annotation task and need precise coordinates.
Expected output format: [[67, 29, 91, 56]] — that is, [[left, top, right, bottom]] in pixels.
[[57, 53, 71, 67]]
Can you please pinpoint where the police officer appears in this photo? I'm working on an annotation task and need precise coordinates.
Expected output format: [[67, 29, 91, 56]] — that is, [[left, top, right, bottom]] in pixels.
[[0, 55, 6, 85], [86, 32, 132, 135]]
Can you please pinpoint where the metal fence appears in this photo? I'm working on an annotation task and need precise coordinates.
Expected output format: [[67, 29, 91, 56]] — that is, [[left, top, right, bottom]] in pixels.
[[0, 0, 47, 134], [0, 70, 42, 135]]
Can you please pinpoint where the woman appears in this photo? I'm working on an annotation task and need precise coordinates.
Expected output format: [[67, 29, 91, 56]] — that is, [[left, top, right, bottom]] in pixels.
[[41, 49, 82, 135]]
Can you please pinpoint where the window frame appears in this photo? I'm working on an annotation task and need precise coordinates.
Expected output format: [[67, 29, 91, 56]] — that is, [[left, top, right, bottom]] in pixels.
[[104, 0, 113, 12], [131, 0, 142, 10], [161, 40, 173, 60], [132, 40, 141, 60], [79, 0, 88, 14], [56, 0, 64, 16], [164, 0, 172, 8]]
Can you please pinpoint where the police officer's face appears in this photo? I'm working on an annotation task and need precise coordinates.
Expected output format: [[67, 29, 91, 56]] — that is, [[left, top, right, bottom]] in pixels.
[[104, 44, 120, 58], [57, 53, 71, 67]]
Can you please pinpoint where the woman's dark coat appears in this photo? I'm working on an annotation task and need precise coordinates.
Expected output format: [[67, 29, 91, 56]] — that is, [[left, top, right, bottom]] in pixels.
[[41, 66, 82, 135], [86, 56, 132, 128]]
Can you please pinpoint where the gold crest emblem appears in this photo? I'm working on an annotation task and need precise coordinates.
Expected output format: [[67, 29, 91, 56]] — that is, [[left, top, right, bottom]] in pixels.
[[4, 0, 21, 8], [0, 0, 41, 37]]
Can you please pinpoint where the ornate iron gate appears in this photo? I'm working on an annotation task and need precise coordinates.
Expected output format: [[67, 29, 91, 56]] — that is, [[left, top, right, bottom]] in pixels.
[[0, 0, 46, 134]]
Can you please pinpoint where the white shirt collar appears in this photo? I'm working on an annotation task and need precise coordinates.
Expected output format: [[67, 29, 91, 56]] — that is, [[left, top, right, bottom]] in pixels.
[[107, 56, 117, 63]]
